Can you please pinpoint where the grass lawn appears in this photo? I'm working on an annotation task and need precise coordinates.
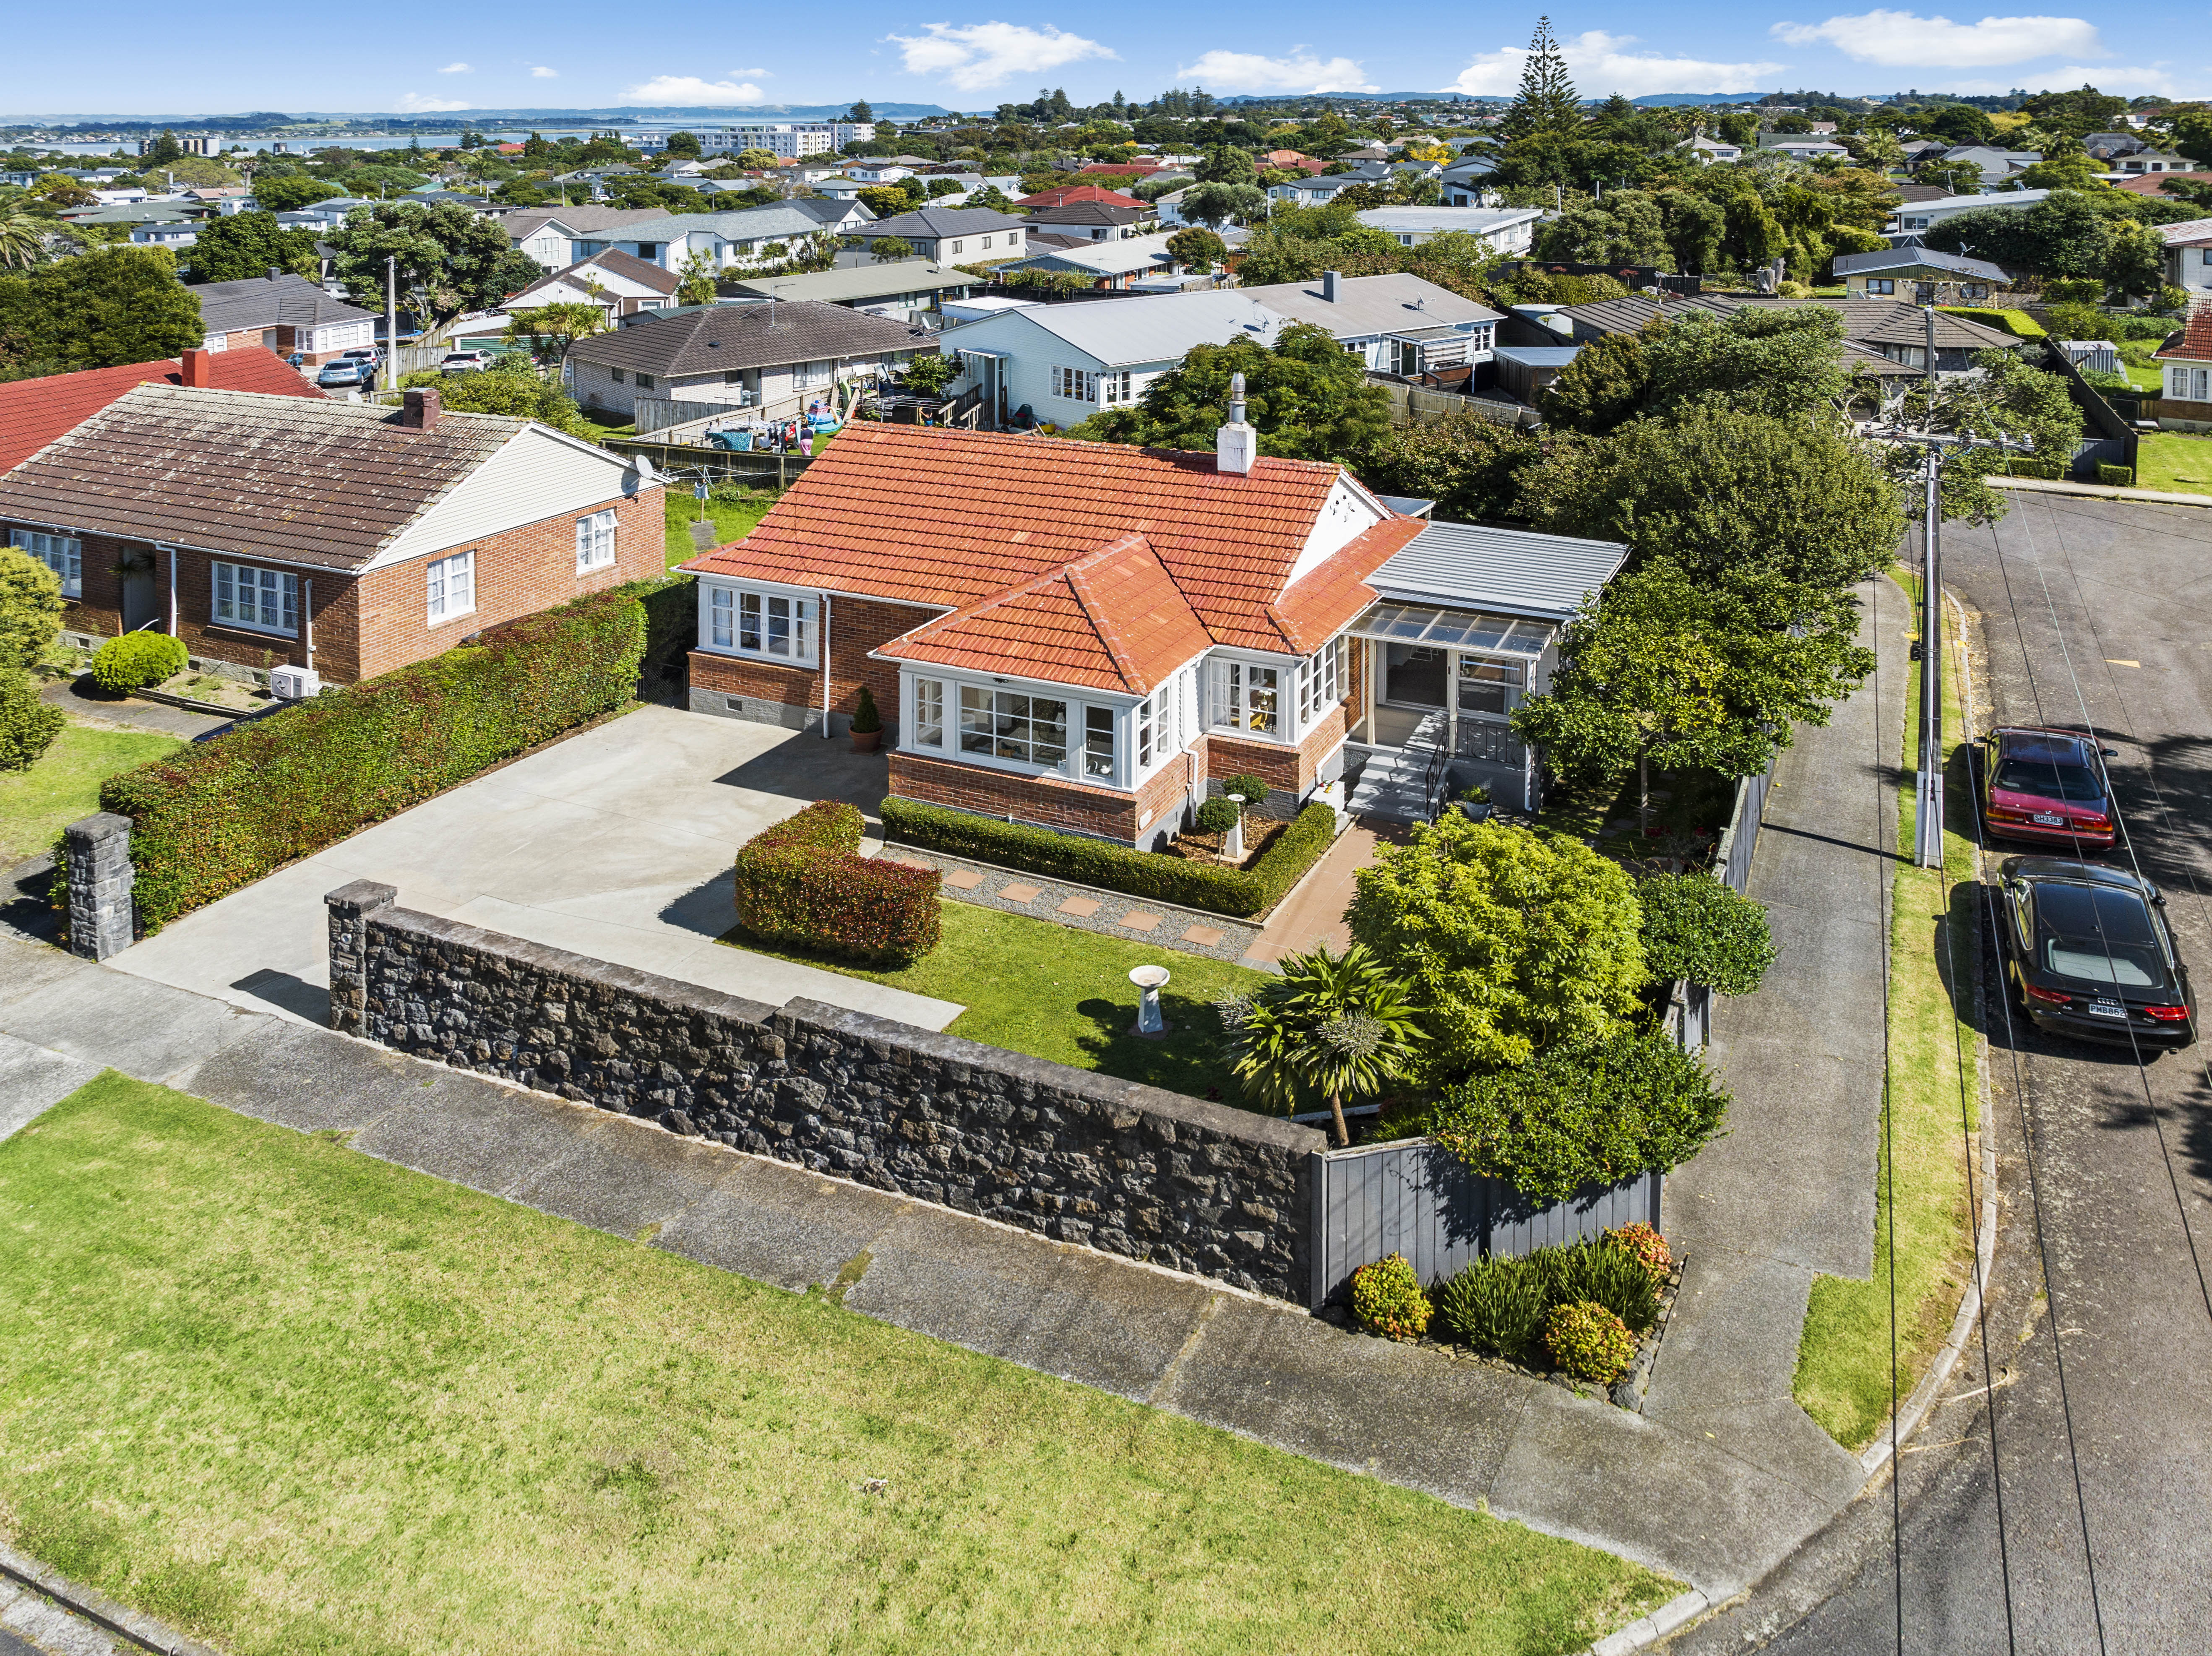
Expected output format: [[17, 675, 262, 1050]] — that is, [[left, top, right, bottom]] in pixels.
[[578, 407, 636, 438], [2135, 431, 2212, 498], [1793, 578, 1979, 1449], [0, 720, 182, 867], [0, 1072, 1675, 1654], [726, 902, 1274, 1104], [664, 489, 779, 568]]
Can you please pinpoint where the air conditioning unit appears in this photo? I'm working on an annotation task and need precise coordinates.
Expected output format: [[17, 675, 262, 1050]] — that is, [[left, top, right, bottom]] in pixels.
[[268, 665, 321, 700]]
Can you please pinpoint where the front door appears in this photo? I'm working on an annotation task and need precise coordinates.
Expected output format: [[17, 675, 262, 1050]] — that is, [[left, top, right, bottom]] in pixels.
[[120, 549, 162, 634]]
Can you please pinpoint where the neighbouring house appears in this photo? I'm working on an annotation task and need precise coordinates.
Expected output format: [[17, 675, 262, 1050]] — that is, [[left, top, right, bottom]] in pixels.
[[1021, 201, 1159, 241], [1351, 206, 1542, 254], [856, 207, 1027, 262], [678, 417, 1628, 833], [0, 383, 662, 682], [1237, 271, 1503, 377], [1915, 146, 2040, 189], [2116, 171, 2212, 198], [1759, 138, 1850, 161], [721, 261, 981, 324], [0, 348, 324, 475], [503, 250, 682, 321], [2154, 217, 2212, 299], [938, 289, 1284, 427], [1490, 344, 1579, 401], [503, 207, 674, 271], [1890, 188, 2053, 239], [563, 300, 932, 421], [1438, 159, 1502, 206], [582, 200, 875, 273], [190, 270, 378, 364], [844, 156, 938, 183], [1833, 245, 2009, 302], [1265, 161, 1439, 210], [992, 231, 1183, 290], [2108, 150, 2192, 176], [1550, 292, 2009, 376], [1261, 149, 1329, 175], [2155, 304, 2212, 430], [1016, 184, 1146, 210]]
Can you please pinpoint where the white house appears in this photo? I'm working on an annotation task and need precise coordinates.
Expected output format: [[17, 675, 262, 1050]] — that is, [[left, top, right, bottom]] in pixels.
[[504, 250, 682, 321], [993, 231, 1181, 289], [1682, 135, 1743, 165], [1238, 271, 1502, 377], [632, 122, 875, 158], [503, 208, 674, 271], [1891, 189, 2054, 238], [1352, 206, 1542, 255], [2153, 305, 2212, 429], [585, 200, 876, 273], [2156, 219, 2212, 299]]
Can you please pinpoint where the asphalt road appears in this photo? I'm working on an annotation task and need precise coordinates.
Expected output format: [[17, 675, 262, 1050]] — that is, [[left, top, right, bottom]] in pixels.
[[1680, 493, 2212, 1655]]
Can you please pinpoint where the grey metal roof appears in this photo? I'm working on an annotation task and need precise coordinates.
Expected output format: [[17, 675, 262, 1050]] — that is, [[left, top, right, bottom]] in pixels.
[[1833, 246, 2008, 282], [1367, 520, 1630, 621], [192, 272, 376, 333], [939, 289, 1280, 368], [1493, 345, 1581, 366], [1236, 273, 1501, 337], [568, 299, 930, 377], [593, 200, 862, 245], [724, 262, 978, 305], [862, 207, 1027, 239]]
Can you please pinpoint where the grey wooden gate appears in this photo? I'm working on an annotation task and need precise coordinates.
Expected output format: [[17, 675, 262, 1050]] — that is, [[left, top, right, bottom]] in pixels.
[[1308, 1139, 1661, 1306]]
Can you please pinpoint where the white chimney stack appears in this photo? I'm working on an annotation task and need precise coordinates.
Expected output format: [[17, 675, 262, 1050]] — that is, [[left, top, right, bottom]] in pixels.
[[1216, 370, 1256, 476]]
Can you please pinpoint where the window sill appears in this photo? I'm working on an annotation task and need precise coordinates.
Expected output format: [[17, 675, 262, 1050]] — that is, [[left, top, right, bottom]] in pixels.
[[698, 643, 818, 670], [427, 608, 477, 629], [204, 620, 300, 642], [905, 745, 1133, 792]]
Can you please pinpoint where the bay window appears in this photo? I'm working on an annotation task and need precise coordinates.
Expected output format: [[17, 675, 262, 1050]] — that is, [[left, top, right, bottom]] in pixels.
[[212, 560, 298, 636], [959, 686, 1067, 767], [1212, 660, 1280, 738], [704, 584, 816, 664], [10, 529, 81, 599], [1297, 638, 1343, 726]]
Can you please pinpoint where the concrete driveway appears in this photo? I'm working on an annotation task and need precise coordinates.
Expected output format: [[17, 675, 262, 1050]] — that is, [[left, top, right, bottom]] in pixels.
[[113, 706, 961, 1032]]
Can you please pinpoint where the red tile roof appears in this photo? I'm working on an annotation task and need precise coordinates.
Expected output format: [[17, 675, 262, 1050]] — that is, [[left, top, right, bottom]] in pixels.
[[2157, 302, 2212, 362], [0, 349, 325, 474], [683, 424, 1390, 655], [1016, 184, 1145, 210], [2114, 171, 2212, 195], [1079, 162, 1162, 177]]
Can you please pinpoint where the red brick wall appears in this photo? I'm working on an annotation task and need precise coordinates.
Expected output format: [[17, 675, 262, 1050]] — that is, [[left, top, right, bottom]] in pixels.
[[1207, 703, 1344, 805], [687, 593, 935, 730], [887, 749, 1197, 848]]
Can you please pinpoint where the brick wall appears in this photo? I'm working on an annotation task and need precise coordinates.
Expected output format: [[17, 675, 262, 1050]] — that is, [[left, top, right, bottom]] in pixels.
[[1205, 703, 1345, 814], [688, 594, 934, 736]]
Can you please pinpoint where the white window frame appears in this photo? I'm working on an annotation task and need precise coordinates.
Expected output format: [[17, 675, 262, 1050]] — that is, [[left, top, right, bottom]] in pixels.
[[576, 509, 617, 572], [10, 529, 82, 599], [426, 549, 475, 625], [912, 677, 946, 749], [1210, 658, 1284, 740], [701, 581, 817, 665], [1051, 364, 1096, 403], [211, 560, 300, 637], [1099, 370, 1134, 405], [958, 683, 1069, 771], [1296, 637, 1343, 729]]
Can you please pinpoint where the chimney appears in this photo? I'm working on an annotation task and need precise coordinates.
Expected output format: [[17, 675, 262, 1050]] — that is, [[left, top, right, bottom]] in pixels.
[[179, 348, 212, 388], [1321, 269, 1341, 303], [1216, 371, 1256, 476], [267, 266, 282, 283], [401, 387, 441, 431]]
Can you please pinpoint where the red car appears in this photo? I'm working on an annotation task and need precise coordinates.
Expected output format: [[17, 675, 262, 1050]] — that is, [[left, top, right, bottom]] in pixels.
[[1979, 726, 2119, 851]]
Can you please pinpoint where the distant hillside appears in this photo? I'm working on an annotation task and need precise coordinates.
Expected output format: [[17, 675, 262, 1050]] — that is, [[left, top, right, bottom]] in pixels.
[[0, 104, 954, 125]]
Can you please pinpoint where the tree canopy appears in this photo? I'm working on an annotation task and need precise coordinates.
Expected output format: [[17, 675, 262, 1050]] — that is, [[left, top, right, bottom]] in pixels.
[[0, 246, 202, 380], [325, 201, 543, 326], [184, 210, 320, 285], [249, 174, 345, 214], [399, 359, 595, 440]]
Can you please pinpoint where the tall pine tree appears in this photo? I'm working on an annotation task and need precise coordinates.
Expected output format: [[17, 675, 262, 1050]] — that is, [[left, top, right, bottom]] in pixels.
[[1501, 17, 1583, 141]]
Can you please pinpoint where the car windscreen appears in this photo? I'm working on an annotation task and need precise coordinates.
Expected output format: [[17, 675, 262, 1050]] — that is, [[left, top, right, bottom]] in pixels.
[[1993, 754, 2103, 801], [2034, 883, 2167, 987]]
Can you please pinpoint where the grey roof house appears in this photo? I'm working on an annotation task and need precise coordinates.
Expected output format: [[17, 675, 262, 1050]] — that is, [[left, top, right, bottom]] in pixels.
[[856, 208, 1028, 262], [722, 261, 981, 324], [1239, 271, 1503, 378], [1832, 246, 2008, 301], [563, 299, 933, 420], [191, 270, 379, 364], [1020, 201, 1158, 241], [581, 199, 875, 273]]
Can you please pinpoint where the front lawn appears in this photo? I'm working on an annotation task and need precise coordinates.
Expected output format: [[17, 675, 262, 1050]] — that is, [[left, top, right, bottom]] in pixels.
[[2136, 431, 2212, 497], [725, 901, 1273, 1104], [664, 489, 779, 568], [0, 721, 183, 867], [0, 1073, 1675, 1655]]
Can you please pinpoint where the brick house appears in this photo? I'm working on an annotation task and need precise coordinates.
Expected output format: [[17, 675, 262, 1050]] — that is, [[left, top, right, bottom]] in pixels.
[[0, 347, 324, 474], [2155, 303, 2212, 431], [564, 300, 933, 422], [679, 394, 1628, 843], [191, 270, 379, 365], [0, 383, 662, 684]]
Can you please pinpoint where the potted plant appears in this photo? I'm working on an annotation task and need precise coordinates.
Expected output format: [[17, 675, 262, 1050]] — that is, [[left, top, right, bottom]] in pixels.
[[1453, 784, 1492, 823], [849, 685, 883, 751]]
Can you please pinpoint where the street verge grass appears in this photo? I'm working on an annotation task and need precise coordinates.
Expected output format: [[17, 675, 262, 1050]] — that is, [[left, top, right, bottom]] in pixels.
[[0, 1072, 1675, 1655], [1793, 578, 1981, 1449], [2134, 431, 2212, 498]]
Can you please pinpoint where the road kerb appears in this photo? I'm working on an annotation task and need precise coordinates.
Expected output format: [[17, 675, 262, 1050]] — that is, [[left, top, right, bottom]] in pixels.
[[0, 1539, 221, 1656], [1587, 1587, 1712, 1654]]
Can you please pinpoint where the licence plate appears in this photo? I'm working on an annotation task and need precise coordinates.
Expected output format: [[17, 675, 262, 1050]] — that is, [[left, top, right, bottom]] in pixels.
[[2086, 1001, 2126, 1020], [2032, 812, 2064, 826]]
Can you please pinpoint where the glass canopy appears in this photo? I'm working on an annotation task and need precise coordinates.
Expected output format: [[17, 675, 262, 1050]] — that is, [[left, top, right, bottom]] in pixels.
[[1348, 601, 1555, 656]]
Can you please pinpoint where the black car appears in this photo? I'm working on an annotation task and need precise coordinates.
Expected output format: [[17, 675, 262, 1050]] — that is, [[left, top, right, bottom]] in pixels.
[[1996, 857, 2196, 1049]]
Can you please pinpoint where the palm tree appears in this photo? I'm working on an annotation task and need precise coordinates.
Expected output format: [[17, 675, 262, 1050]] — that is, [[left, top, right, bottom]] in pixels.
[[1219, 944, 1424, 1147], [0, 211, 51, 271]]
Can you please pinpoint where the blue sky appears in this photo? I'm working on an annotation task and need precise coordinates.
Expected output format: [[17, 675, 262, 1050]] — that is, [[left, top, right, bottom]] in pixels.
[[7, 6, 2211, 117]]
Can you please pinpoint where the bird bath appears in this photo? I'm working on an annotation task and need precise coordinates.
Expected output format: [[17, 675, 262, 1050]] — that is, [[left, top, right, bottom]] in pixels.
[[1128, 963, 1171, 1038]]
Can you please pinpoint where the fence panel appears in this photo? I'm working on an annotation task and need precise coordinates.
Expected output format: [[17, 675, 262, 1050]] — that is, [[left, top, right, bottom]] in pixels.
[[601, 437, 815, 490], [635, 396, 753, 435], [1712, 755, 1777, 896]]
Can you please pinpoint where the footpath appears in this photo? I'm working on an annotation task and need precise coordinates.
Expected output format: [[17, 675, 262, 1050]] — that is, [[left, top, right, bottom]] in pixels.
[[0, 588, 1905, 1642]]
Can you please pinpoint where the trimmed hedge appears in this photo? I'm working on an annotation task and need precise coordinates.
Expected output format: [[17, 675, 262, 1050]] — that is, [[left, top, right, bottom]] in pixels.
[[877, 795, 1339, 919], [2004, 458, 2064, 480], [102, 585, 650, 932], [2097, 464, 2136, 488], [1938, 306, 2045, 339], [91, 631, 186, 695], [732, 799, 940, 965]]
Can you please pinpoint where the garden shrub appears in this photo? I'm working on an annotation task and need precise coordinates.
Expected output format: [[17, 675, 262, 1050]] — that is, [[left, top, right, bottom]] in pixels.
[[1539, 1238, 1660, 1334], [90, 631, 187, 695], [1433, 1254, 1549, 1361], [100, 585, 649, 931], [1937, 306, 2045, 339], [880, 795, 1266, 915], [732, 799, 940, 965], [1195, 796, 1240, 834], [1248, 802, 1337, 909], [1544, 1301, 1636, 1385], [1605, 1221, 1673, 1286], [1638, 872, 1779, 996], [0, 547, 65, 671], [1217, 772, 1270, 808], [0, 669, 63, 771], [849, 684, 882, 734], [2097, 464, 2136, 488], [2004, 457, 2063, 480], [1349, 1253, 1431, 1342], [1428, 1029, 1729, 1204]]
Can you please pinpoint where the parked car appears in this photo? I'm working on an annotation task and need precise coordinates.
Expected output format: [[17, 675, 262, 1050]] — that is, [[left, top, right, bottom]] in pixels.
[[440, 350, 492, 374], [1979, 726, 2119, 851], [1996, 857, 2196, 1049], [315, 358, 372, 388]]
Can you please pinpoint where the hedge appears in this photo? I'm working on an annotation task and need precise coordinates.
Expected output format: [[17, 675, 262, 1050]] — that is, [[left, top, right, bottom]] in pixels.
[[877, 796, 1340, 918], [2004, 458, 2064, 480], [2097, 464, 2136, 488], [732, 799, 940, 965], [101, 584, 650, 932], [91, 631, 187, 694], [1938, 306, 2045, 339]]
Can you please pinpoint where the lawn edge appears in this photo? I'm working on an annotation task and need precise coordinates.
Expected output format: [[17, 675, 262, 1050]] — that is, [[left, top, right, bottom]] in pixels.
[[0, 1536, 219, 1656]]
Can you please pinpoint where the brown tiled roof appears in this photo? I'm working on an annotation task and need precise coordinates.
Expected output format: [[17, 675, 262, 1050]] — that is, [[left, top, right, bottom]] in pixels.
[[0, 384, 527, 572], [683, 423, 1396, 654], [2156, 304, 2212, 362], [0, 351, 324, 475], [512, 249, 682, 301], [1016, 185, 1145, 209], [566, 299, 929, 377]]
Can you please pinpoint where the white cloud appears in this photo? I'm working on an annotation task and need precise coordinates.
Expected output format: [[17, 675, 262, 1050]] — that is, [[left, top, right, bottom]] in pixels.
[[1176, 49, 1377, 94], [887, 22, 1115, 92], [437, 62, 471, 74], [1770, 10, 2102, 66], [530, 65, 559, 78], [395, 93, 472, 112], [1440, 30, 1784, 99], [729, 67, 771, 78], [622, 75, 769, 104], [1946, 62, 2183, 94]]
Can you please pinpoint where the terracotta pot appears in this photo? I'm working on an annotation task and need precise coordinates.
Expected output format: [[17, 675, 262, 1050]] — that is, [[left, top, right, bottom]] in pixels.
[[850, 728, 882, 752]]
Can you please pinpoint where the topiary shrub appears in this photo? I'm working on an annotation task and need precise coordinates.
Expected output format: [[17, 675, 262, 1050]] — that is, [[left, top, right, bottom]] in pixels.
[[1194, 796, 1240, 834], [733, 799, 940, 965], [2097, 464, 2135, 488], [1349, 1252, 1431, 1342], [1605, 1221, 1673, 1287], [1247, 801, 1336, 909], [1638, 872, 1778, 996], [1429, 1030, 1729, 1205], [90, 631, 187, 695], [1544, 1300, 1636, 1385], [0, 668, 64, 772], [849, 684, 882, 734], [1217, 772, 1270, 808], [1434, 1254, 1549, 1361]]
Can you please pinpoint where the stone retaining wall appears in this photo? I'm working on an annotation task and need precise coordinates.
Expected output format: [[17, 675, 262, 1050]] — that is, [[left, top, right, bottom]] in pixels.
[[326, 880, 1323, 1299]]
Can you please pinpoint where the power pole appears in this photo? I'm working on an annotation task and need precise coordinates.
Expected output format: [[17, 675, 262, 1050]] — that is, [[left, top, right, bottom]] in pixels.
[[383, 255, 396, 394]]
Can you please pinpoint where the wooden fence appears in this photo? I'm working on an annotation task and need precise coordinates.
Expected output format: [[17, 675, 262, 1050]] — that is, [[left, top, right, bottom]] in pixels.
[[602, 437, 817, 489], [1369, 376, 1544, 432]]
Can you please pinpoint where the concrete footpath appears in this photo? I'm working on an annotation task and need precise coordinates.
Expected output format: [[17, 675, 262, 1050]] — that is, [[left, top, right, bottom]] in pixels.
[[0, 590, 1906, 1615]]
